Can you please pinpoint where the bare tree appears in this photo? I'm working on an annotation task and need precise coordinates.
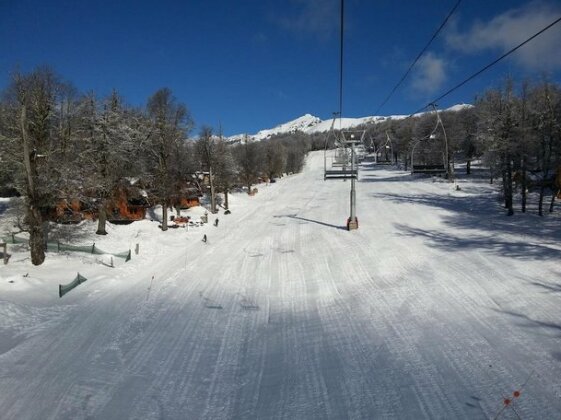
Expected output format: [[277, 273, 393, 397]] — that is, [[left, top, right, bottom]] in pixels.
[[234, 135, 261, 194], [528, 80, 561, 215], [454, 107, 480, 175], [2, 67, 63, 264], [196, 125, 218, 213], [213, 134, 237, 212], [476, 80, 519, 216], [146, 88, 193, 230], [75, 90, 145, 234], [264, 141, 286, 181]]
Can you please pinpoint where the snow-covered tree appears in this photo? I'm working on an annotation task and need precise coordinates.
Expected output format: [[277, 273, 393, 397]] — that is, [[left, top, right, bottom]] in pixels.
[[1, 67, 64, 264], [196, 126, 219, 213], [213, 135, 237, 212], [146, 88, 193, 230], [76, 90, 147, 234], [234, 135, 262, 193], [264, 141, 286, 181], [527, 80, 561, 215], [476, 79, 520, 215]]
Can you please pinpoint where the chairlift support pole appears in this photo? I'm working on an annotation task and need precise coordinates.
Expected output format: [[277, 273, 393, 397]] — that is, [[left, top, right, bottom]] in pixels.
[[385, 131, 394, 163], [410, 139, 420, 174], [325, 0, 359, 230], [345, 130, 364, 230], [348, 140, 358, 230], [324, 112, 340, 176]]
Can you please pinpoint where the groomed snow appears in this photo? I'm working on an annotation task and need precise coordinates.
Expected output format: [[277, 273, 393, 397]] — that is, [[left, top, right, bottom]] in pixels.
[[1, 151, 560, 419]]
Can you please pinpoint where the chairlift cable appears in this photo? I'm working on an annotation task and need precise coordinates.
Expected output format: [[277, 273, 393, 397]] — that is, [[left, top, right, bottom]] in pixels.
[[338, 0, 345, 130], [409, 14, 561, 117], [376, 0, 462, 114]]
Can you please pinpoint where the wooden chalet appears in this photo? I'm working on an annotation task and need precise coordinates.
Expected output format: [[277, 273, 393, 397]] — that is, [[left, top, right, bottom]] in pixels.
[[47, 177, 202, 224], [48, 178, 150, 224], [49, 197, 94, 224], [171, 183, 200, 210], [106, 179, 150, 224]]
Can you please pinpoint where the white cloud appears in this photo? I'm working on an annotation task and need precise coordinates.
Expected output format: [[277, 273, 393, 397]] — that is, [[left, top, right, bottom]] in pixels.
[[410, 52, 448, 95], [277, 0, 339, 39], [446, 1, 561, 71]]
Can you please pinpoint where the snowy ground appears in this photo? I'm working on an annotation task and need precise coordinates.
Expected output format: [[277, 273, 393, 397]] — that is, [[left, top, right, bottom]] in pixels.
[[1, 151, 561, 419]]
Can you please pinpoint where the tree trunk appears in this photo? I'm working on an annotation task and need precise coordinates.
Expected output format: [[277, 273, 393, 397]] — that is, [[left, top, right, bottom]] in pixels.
[[521, 163, 527, 213], [209, 166, 216, 213], [539, 136, 552, 217], [506, 168, 514, 216], [96, 201, 108, 235], [28, 205, 45, 265], [502, 167, 508, 208], [224, 188, 229, 210], [21, 104, 45, 265], [538, 186, 545, 216], [161, 203, 168, 231], [504, 154, 514, 216], [466, 159, 471, 175], [549, 190, 558, 213]]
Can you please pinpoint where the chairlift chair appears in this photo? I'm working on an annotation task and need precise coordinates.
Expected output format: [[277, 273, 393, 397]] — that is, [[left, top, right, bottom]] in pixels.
[[324, 130, 365, 180]]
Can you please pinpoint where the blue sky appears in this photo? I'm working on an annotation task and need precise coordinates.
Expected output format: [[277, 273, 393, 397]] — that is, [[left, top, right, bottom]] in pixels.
[[1, 0, 561, 136]]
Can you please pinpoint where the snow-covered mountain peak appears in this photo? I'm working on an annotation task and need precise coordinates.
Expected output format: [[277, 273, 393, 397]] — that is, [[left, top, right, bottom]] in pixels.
[[444, 103, 473, 112], [252, 114, 322, 141], [226, 104, 472, 143]]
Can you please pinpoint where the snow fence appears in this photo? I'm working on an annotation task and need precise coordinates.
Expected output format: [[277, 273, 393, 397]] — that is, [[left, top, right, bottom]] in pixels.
[[59, 273, 87, 298], [3, 235, 131, 262]]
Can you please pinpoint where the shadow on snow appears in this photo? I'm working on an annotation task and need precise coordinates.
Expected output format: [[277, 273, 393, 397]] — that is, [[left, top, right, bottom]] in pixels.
[[491, 308, 561, 338], [370, 189, 561, 261], [272, 214, 346, 231]]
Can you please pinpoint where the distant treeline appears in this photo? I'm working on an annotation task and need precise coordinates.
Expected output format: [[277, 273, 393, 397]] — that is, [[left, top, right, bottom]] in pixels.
[[357, 78, 561, 218]]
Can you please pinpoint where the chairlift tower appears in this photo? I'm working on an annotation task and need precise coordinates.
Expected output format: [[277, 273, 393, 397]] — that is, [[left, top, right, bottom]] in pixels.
[[347, 133, 359, 230], [323, 0, 362, 230], [324, 128, 364, 230]]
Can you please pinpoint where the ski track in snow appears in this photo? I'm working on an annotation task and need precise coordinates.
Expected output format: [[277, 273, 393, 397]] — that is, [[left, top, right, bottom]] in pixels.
[[1, 152, 561, 419]]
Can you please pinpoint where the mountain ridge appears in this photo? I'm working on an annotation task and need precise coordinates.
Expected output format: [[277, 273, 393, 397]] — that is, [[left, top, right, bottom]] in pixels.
[[226, 103, 473, 142]]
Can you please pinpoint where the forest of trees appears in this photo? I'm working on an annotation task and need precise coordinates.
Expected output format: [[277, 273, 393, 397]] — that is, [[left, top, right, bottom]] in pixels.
[[360, 78, 561, 218], [0, 67, 311, 265], [1, 68, 560, 265]]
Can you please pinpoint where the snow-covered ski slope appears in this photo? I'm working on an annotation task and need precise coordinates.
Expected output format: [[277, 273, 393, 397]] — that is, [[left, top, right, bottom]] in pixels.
[[1, 151, 561, 419]]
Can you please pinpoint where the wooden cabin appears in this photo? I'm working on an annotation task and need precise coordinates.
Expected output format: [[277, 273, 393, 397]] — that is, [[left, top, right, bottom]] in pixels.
[[48, 179, 150, 224], [107, 180, 150, 224], [47, 177, 201, 224], [171, 185, 200, 210], [50, 198, 88, 224]]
